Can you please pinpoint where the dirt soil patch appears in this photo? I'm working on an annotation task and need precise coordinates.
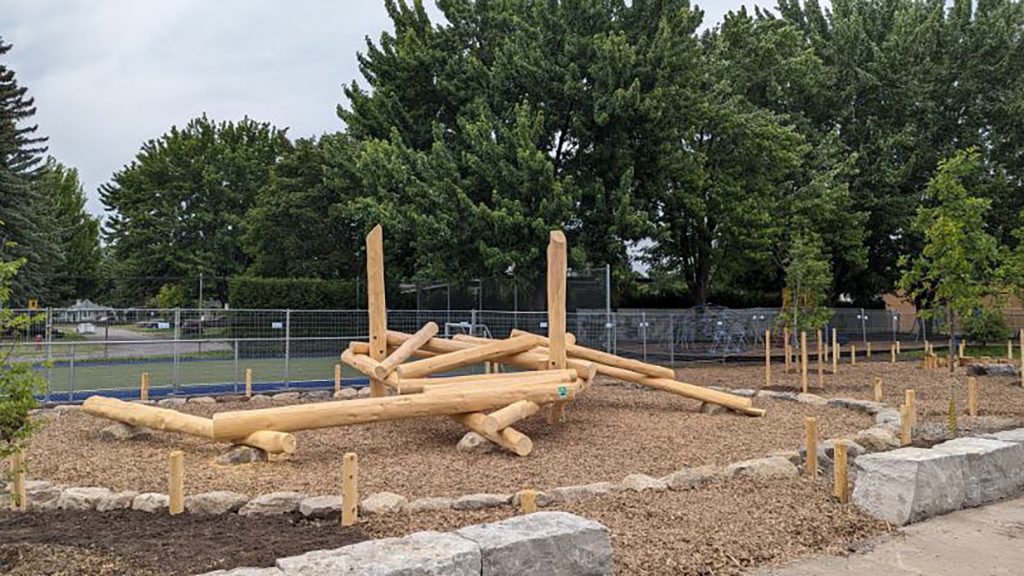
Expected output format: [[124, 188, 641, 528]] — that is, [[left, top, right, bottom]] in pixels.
[[680, 359, 1024, 435], [0, 478, 890, 576], [26, 384, 871, 499]]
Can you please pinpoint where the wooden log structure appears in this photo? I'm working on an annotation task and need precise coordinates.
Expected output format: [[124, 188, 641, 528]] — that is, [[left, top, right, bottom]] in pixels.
[[451, 412, 533, 456], [211, 377, 582, 441], [546, 231, 569, 424], [366, 225, 388, 398], [508, 329, 675, 379], [399, 369, 576, 394], [395, 335, 538, 380], [485, 400, 540, 435], [374, 322, 439, 380], [83, 396, 296, 454]]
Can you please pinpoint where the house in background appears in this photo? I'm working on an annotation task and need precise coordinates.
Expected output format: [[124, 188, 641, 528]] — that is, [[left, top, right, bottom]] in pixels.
[[52, 299, 114, 324]]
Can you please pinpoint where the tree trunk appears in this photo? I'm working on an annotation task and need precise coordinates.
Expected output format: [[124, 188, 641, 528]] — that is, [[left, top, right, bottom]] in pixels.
[[947, 304, 955, 374]]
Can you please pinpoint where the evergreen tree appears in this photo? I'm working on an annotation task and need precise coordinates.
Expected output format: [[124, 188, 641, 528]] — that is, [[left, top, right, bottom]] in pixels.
[[38, 158, 102, 303]]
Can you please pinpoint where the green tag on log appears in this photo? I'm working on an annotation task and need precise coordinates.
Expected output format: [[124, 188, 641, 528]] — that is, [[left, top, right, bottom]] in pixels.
[[558, 385, 568, 398]]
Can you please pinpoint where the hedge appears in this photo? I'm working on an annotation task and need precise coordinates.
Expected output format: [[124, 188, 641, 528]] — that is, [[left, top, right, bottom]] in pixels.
[[228, 277, 357, 310]]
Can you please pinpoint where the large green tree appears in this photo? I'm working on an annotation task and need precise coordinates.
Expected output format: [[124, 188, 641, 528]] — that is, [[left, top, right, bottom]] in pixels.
[[101, 115, 289, 303], [38, 158, 102, 303]]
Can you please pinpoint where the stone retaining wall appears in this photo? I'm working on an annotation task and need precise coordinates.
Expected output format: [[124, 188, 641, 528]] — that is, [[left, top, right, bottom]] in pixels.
[[197, 511, 612, 576]]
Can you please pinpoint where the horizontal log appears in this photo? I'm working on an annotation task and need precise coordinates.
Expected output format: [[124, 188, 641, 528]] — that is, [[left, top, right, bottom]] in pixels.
[[485, 400, 539, 435], [396, 335, 538, 379], [375, 322, 439, 380], [451, 412, 532, 456], [584, 362, 762, 416], [211, 379, 582, 441], [510, 329, 675, 379], [240, 430, 297, 454], [423, 372, 578, 394], [400, 369, 577, 394]]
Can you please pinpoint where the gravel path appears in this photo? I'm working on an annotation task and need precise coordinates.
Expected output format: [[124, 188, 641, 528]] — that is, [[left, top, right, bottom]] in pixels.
[[27, 384, 871, 498]]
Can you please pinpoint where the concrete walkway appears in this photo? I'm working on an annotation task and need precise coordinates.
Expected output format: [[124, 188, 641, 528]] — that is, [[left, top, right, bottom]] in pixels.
[[753, 496, 1024, 575]]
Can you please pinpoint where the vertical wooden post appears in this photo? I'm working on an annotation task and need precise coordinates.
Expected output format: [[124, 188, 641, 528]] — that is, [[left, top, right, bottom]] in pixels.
[[905, 389, 917, 427], [800, 331, 809, 393], [764, 329, 771, 388], [959, 340, 966, 359], [1019, 329, 1023, 387], [832, 329, 839, 374], [334, 364, 342, 394], [866, 341, 872, 358], [900, 404, 912, 446], [816, 329, 824, 388], [850, 345, 856, 366], [245, 368, 252, 398], [546, 231, 568, 424], [1008, 340, 1013, 362], [805, 417, 817, 479], [342, 452, 358, 527], [520, 489, 538, 514], [140, 372, 149, 402], [169, 450, 184, 515], [873, 376, 883, 402], [968, 376, 978, 417], [10, 450, 26, 511], [834, 441, 849, 504], [783, 326, 791, 374], [896, 340, 901, 355], [890, 343, 896, 364], [366, 225, 388, 398]]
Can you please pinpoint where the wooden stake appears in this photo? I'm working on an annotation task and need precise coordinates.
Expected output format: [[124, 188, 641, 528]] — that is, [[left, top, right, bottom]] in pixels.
[[867, 341, 872, 358], [834, 440, 849, 504], [832, 329, 839, 374], [342, 452, 358, 526], [366, 225, 388, 398], [959, 340, 966, 359], [805, 417, 817, 479], [10, 450, 26, 511], [968, 376, 978, 417], [896, 340, 901, 355], [905, 389, 917, 428], [816, 329, 824, 388], [1008, 340, 1014, 362], [334, 364, 341, 393], [140, 372, 149, 402], [169, 450, 184, 515], [900, 404, 912, 446], [547, 231, 568, 424], [891, 343, 896, 364], [764, 329, 771, 388], [245, 368, 252, 398], [520, 489, 538, 514], [800, 331, 809, 393], [850, 345, 856, 366], [1019, 329, 1023, 387], [873, 376, 883, 402], [783, 327, 791, 373]]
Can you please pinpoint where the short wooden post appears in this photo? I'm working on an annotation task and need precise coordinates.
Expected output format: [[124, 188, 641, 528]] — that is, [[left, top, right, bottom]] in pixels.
[[896, 340, 901, 355], [816, 329, 824, 387], [10, 450, 26, 511], [1008, 340, 1014, 362], [169, 450, 184, 515], [520, 489, 538, 514], [832, 328, 839, 374], [873, 376, 883, 402], [959, 340, 966, 359], [891, 343, 896, 364], [1019, 329, 1023, 387], [140, 372, 149, 402], [834, 440, 849, 504], [334, 364, 342, 394], [900, 404, 912, 446], [905, 389, 916, 428], [245, 368, 253, 398], [367, 225, 389, 398], [342, 452, 358, 527], [850, 345, 856, 366], [764, 329, 771, 388], [968, 376, 978, 417], [783, 327, 791, 373], [800, 331, 809, 393], [805, 417, 817, 478], [866, 341, 872, 358]]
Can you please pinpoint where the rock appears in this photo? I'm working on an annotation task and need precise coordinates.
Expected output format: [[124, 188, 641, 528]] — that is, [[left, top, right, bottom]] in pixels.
[[216, 445, 268, 466], [189, 396, 217, 404], [796, 393, 828, 407], [875, 409, 902, 429], [333, 388, 358, 399], [548, 482, 621, 503], [132, 492, 169, 513], [932, 437, 1024, 507], [852, 447, 966, 525], [238, 492, 306, 516], [197, 568, 283, 576], [276, 531, 480, 576], [97, 490, 140, 511], [512, 491, 552, 509], [299, 495, 343, 518], [456, 432, 497, 454], [620, 473, 667, 492], [360, 492, 409, 515], [724, 456, 799, 480], [303, 390, 332, 400], [967, 363, 1018, 377], [185, 491, 249, 514], [57, 487, 112, 511], [273, 392, 302, 402], [983, 428, 1024, 444], [216, 395, 247, 403], [456, 511, 613, 576], [827, 398, 887, 414], [854, 427, 901, 453], [407, 497, 456, 513], [249, 394, 273, 403], [157, 397, 188, 407], [730, 388, 756, 397], [26, 481, 63, 509], [356, 386, 372, 398], [661, 466, 719, 490], [822, 439, 866, 461], [698, 402, 728, 415], [54, 404, 81, 413], [768, 450, 803, 467], [756, 390, 797, 401], [914, 422, 952, 445], [452, 493, 512, 511], [99, 422, 153, 442]]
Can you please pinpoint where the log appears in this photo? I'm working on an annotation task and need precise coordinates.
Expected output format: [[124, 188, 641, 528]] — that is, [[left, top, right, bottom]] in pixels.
[[509, 329, 674, 379], [452, 412, 533, 456], [340, 349, 399, 388], [366, 225, 388, 397], [547, 230, 568, 427], [374, 322, 439, 380], [396, 335, 540, 380], [399, 369, 577, 392], [342, 453, 358, 526], [169, 450, 184, 515], [82, 396, 296, 454], [211, 379, 582, 441], [485, 400, 539, 435]]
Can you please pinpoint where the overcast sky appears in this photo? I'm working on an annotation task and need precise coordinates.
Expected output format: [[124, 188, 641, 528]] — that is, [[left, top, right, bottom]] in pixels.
[[3, 0, 776, 217]]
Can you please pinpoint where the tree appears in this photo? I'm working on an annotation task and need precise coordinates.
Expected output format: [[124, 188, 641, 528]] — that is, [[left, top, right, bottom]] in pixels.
[[0, 37, 56, 304], [780, 232, 833, 333], [100, 115, 289, 303], [900, 149, 1001, 372], [38, 158, 102, 303]]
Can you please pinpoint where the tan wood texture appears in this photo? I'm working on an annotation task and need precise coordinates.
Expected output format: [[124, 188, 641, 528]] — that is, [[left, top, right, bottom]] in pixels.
[[366, 225, 388, 398], [342, 453, 358, 527]]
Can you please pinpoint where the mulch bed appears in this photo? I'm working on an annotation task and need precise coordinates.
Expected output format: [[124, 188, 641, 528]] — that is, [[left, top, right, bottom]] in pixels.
[[25, 385, 872, 499], [0, 478, 891, 576]]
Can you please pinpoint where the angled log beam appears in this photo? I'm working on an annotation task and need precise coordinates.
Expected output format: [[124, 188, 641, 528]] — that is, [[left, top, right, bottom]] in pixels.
[[510, 329, 675, 380], [340, 349, 399, 389], [395, 335, 537, 380], [374, 322, 439, 380], [485, 400, 540, 435]]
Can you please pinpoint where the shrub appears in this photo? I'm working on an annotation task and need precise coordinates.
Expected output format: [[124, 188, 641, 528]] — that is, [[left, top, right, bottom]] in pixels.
[[228, 277, 357, 309], [963, 307, 1009, 345]]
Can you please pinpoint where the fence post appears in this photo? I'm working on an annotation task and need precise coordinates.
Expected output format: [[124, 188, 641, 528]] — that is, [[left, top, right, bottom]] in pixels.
[[641, 312, 648, 362], [860, 308, 867, 344], [233, 338, 240, 394], [284, 309, 291, 387], [45, 307, 52, 402], [669, 314, 675, 365], [69, 342, 76, 401], [173, 308, 181, 392]]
